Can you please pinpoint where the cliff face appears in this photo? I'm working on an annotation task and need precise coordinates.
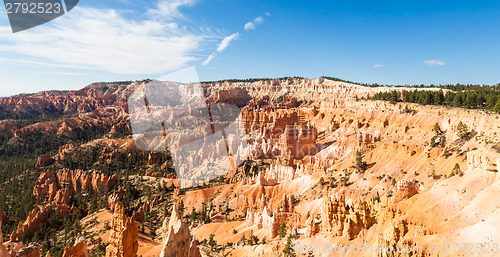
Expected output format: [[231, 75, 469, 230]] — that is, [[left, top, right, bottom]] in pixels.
[[105, 202, 138, 257], [0, 84, 119, 116], [9, 169, 118, 254], [33, 169, 117, 204], [10, 204, 71, 241], [467, 149, 499, 172]]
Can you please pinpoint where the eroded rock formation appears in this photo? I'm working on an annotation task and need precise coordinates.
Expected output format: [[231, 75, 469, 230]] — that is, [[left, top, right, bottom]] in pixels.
[[35, 155, 53, 169], [188, 240, 202, 257], [467, 150, 499, 172], [304, 216, 320, 238], [10, 204, 71, 241], [33, 169, 117, 204], [159, 205, 191, 257], [14, 243, 41, 257], [62, 237, 90, 257], [321, 195, 375, 240], [246, 194, 301, 238], [392, 179, 419, 202], [375, 219, 423, 257], [105, 202, 138, 257], [0, 84, 118, 116], [108, 190, 125, 212]]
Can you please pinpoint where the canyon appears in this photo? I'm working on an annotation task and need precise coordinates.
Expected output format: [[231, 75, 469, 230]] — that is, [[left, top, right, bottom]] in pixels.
[[0, 78, 499, 256]]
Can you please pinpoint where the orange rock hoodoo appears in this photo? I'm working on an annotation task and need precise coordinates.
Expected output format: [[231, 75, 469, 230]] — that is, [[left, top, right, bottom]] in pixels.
[[105, 202, 138, 257], [159, 205, 201, 257], [321, 195, 376, 240], [245, 194, 301, 238], [62, 237, 91, 257], [33, 169, 117, 204]]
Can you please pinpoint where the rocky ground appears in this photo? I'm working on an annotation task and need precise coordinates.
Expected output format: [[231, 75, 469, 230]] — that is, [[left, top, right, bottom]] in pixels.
[[0, 78, 499, 256]]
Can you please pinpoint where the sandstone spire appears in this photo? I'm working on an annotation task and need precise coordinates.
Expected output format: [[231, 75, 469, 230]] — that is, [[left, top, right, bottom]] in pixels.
[[159, 205, 193, 257], [105, 202, 138, 257]]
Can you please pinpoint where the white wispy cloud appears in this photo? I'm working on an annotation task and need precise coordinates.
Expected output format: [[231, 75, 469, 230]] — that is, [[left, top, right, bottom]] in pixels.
[[147, 0, 196, 20], [202, 53, 216, 66], [244, 16, 265, 31], [373, 64, 384, 68], [244, 22, 256, 31], [424, 60, 446, 67], [0, 6, 203, 74], [203, 33, 239, 65], [254, 17, 264, 24], [216, 33, 239, 52], [203, 12, 270, 66]]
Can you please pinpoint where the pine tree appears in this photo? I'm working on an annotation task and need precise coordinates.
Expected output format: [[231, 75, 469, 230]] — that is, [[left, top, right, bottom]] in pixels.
[[453, 163, 463, 176], [177, 200, 184, 214], [279, 222, 287, 238], [283, 237, 295, 256], [355, 150, 365, 171], [453, 94, 462, 107], [456, 121, 469, 139], [495, 98, 500, 113], [433, 123, 442, 134], [208, 234, 217, 254]]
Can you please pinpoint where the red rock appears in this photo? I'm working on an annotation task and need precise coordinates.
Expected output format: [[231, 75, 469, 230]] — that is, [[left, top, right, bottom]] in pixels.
[[10, 204, 70, 241], [206, 87, 251, 107], [13, 243, 40, 257], [33, 169, 117, 205], [188, 240, 202, 257], [321, 195, 376, 240], [173, 188, 181, 198], [0, 84, 117, 117], [245, 193, 301, 238], [131, 206, 145, 222], [53, 189, 70, 205], [108, 190, 125, 212], [62, 236, 90, 257], [33, 171, 57, 204], [393, 179, 419, 202], [0, 209, 9, 226], [105, 202, 138, 257], [35, 154, 53, 169]]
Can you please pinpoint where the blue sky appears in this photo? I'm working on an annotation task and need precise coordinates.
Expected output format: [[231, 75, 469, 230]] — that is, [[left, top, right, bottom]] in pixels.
[[1, 0, 500, 96]]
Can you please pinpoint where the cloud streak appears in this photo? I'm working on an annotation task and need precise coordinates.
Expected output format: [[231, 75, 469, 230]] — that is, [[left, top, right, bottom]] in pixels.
[[202, 53, 215, 66], [424, 60, 446, 67], [373, 64, 384, 68], [203, 13, 269, 66], [244, 16, 265, 31], [147, 0, 196, 20], [216, 33, 239, 52], [203, 33, 239, 65]]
